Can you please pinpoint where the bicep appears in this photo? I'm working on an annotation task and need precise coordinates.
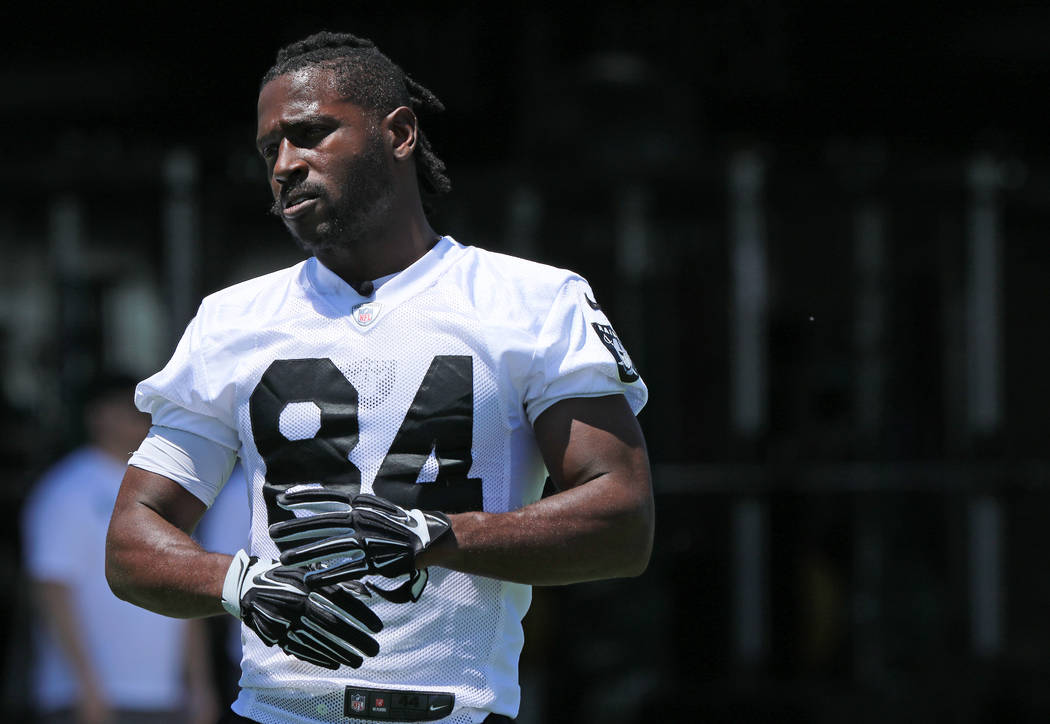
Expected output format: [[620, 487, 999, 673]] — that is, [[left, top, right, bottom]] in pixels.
[[111, 465, 209, 536], [533, 394, 651, 494], [106, 466, 231, 615]]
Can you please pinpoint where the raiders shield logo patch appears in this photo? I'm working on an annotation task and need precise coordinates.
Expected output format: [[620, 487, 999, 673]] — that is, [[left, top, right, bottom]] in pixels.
[[351, 301, 381, 327], [591, 322, 639, 383]]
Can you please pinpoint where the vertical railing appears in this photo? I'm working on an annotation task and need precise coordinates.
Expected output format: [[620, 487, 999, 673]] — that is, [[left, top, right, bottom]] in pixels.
[[163, 149, 200, 339], [728, 149, 768, 666], [966, 154, 1005, 657], [852, 194, 888, 683]]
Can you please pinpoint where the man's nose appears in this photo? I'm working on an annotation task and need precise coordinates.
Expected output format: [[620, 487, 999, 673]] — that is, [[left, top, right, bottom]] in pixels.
[[273, 139, 307, 185]]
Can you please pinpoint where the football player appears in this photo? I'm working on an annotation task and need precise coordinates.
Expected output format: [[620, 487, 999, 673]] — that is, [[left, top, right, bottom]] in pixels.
[[106, 31, 653, 724]]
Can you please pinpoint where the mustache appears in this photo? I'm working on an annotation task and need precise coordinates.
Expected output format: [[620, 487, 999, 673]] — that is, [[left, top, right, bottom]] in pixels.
[[269, 183, 327, 217]]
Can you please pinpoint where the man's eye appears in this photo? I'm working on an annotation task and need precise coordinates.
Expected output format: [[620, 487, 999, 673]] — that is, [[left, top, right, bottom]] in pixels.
[[300, 127, 329, 145], [261, 144, 278, 160]]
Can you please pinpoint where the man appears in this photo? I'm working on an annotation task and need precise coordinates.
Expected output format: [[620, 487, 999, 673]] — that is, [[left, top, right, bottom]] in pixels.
[[23, 376, 218, 724], [106, 31, 653, 724]]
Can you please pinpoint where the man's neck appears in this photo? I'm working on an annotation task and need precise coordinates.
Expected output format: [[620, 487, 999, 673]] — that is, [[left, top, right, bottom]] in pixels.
[[315, 214, 438, 290]]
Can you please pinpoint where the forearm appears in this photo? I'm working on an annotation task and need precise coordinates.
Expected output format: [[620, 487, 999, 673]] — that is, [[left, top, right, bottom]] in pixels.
[[413, 395, 655, 585], [417, 473, 654, 585], [105, 467, 231, 618], [106, 505, 230, 617]]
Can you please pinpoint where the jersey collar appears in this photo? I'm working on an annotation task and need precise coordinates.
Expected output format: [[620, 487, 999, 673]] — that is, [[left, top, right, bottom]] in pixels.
[[303, 236, 462, 321]]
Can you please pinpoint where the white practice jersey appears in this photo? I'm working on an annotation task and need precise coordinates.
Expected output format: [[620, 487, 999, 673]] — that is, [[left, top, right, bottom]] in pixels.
[[135, 236, 647, 724]]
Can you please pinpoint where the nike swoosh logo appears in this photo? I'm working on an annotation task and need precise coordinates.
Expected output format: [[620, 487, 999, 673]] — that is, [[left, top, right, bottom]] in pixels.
[[585, 294, 602, 310]]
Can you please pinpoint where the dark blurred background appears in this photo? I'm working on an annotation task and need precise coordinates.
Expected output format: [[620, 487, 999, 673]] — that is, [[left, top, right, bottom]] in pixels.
[[3, 1, 1050, 722]]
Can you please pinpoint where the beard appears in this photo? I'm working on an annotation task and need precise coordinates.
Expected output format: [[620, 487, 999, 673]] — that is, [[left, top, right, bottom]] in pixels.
[[270, 134, 395, 255]]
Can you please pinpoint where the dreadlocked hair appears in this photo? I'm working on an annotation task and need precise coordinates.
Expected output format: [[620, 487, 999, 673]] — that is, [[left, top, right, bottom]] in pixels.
[[262, 31, 451, 202]]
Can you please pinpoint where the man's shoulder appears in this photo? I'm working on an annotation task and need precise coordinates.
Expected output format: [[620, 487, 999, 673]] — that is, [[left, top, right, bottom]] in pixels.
[[200, 261, 308, 309], [450, 242, 585, 306], [192, 260, 310, 331], [439, 243, 587, 339]]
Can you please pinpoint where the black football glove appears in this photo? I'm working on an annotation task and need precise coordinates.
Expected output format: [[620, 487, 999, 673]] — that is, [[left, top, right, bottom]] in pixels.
[[268, 491, 452, 602], [221, 549, 382, 669]]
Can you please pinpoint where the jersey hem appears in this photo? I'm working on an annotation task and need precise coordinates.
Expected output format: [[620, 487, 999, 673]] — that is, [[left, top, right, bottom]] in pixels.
[[235, 687, 500, 724]]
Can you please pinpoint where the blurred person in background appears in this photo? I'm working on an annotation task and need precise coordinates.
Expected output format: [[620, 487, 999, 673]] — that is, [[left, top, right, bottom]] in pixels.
[[22, 375, 219, 724]]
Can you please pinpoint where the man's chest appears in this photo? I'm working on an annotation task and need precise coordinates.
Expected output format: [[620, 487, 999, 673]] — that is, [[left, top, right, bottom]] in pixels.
[[226, 311, 512, 517]]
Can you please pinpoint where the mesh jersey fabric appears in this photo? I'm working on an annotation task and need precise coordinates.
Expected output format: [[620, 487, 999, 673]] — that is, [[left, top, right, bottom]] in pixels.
[[134, 236, 647, 723]]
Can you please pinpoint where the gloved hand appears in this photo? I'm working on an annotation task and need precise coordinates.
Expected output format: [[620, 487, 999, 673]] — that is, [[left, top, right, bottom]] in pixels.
[[269, 491, 453, 602], [221, 549, 382, 669]]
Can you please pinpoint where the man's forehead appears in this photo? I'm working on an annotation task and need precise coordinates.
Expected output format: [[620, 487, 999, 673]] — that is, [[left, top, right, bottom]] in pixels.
[[258, 65, 345, 114]]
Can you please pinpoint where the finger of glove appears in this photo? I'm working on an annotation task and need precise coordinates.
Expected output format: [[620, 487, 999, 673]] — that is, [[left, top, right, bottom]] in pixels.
[[244, 591, 308, 645], [281, 634, 345, 670], [303, 594, 381, 658], [248, 577, 309, 609], [243, 604, 294, 646], [349, 493, 418, 520], [244, 580, 306, 613], [311, 545, 412, 582], [256, 564, 308, 591], [311, 586, 384, 634], [269, 513, 356, 547], [355, 508, 426, 550], [287, 627, 364, 669], [276, 488, 353, 514], [301, 557, 374, 587], [279, 536, 369, 568]]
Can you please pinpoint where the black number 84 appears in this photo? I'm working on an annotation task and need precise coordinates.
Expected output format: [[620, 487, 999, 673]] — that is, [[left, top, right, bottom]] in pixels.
[[249, 355, 483, 528]]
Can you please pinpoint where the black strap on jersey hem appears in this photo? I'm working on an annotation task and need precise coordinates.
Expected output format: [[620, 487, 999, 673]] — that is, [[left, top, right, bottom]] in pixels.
[[344, 686, 454, 720], [218, 705, 513, 723]]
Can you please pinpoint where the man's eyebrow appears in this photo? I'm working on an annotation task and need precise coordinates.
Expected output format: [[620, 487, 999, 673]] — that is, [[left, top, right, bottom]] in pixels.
[[255, 130, 278, 150], [257, 115, 339, 149]]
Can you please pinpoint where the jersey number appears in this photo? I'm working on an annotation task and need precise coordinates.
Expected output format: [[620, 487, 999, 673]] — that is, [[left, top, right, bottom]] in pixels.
[[249, 356, 483, 526]]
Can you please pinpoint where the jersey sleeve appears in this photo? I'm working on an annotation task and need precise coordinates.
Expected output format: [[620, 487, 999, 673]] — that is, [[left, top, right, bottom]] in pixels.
[[522, 278, 648, 425], [129, 426, 239, 507], [134, 313, 241, 452]]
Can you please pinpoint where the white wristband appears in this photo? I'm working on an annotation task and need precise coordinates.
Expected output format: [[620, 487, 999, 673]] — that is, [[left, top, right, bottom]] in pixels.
[[221, 549, 252, 619]]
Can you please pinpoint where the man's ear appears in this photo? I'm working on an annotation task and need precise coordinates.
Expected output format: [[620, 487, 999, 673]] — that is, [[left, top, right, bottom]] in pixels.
[[382, 106, 418, 161]]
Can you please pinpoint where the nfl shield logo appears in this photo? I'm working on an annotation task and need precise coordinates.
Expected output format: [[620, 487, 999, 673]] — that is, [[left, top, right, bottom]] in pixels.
[[350, 693, 367, 713], [352, 302, 381, 327]]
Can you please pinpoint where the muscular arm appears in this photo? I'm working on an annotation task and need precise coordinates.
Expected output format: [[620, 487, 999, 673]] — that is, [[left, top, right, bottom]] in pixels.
[[105, 466, 232, 618], [416, 394, 654, 585]]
